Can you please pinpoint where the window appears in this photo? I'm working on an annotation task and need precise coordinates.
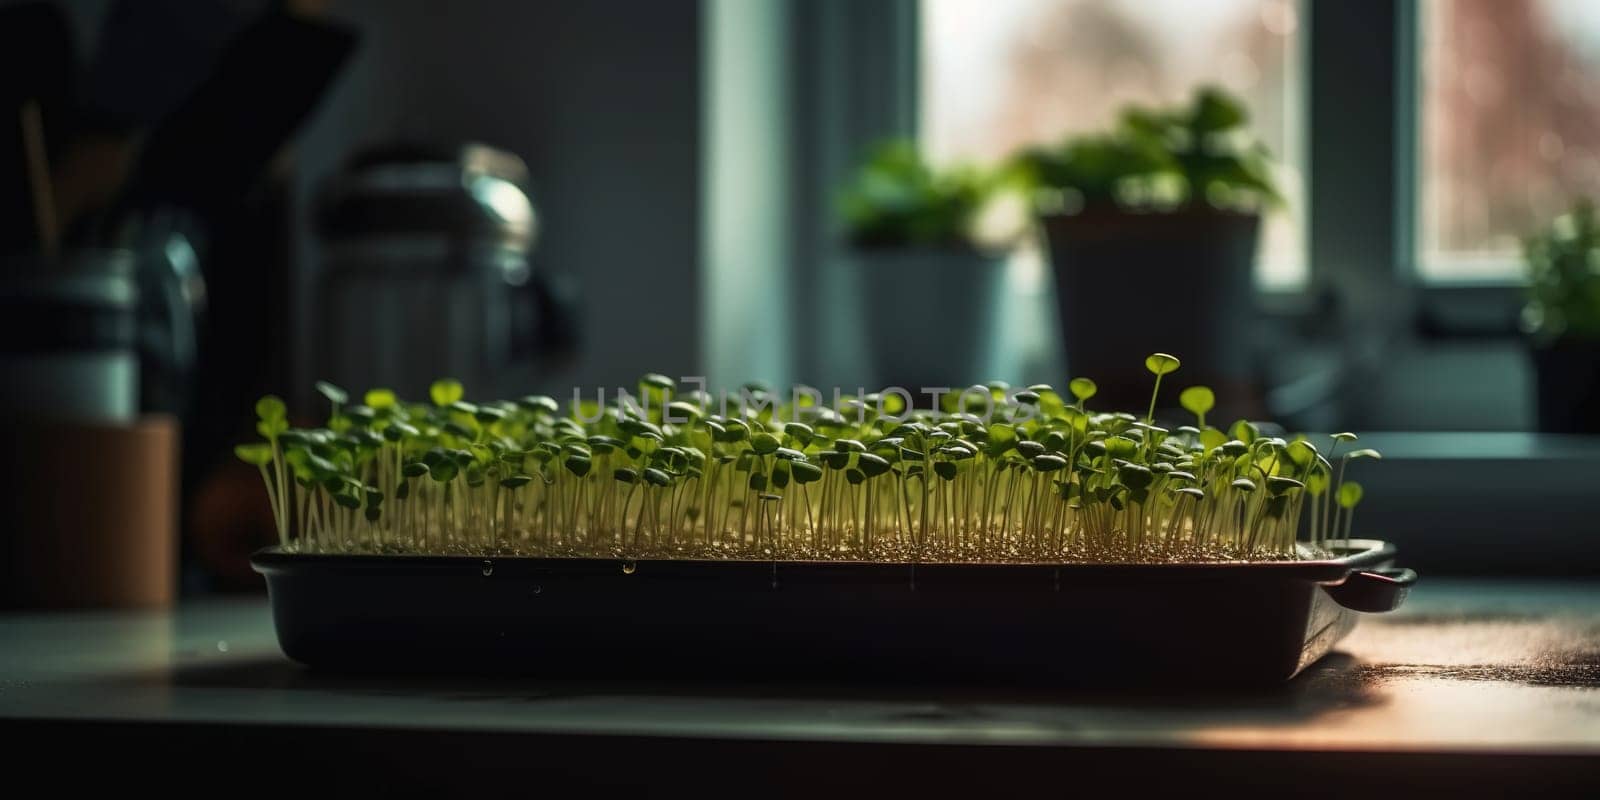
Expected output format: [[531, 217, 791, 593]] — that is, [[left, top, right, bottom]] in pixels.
[[919, 0, 1307, 289], [1418, 0, 1600, 282]]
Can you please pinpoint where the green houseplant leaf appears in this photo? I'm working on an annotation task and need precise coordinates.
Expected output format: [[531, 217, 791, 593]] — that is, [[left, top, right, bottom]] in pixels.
[[1012, 85, 1280, 214], [839, 139, 1002, 250]]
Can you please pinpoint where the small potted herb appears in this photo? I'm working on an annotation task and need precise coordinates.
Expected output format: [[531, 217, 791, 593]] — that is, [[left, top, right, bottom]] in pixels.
[[1013, 87, 1280, 415], [840, 140, 1012, 392], [1523, 199, 1600, 433]]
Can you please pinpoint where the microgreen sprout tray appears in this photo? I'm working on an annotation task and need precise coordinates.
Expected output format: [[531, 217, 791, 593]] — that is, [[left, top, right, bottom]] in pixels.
[[243, 352, 1414, 682]]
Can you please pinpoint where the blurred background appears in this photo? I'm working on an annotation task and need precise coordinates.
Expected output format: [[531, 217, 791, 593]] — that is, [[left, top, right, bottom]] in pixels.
[[3, 0, 1599, 602]]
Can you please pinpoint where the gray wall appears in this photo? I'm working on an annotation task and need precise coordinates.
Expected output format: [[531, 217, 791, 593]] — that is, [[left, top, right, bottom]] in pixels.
[[293, 0, 703, 402]]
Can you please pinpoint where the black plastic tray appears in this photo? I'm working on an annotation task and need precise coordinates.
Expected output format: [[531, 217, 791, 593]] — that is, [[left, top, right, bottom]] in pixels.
[[252, 539, 1415, 684]]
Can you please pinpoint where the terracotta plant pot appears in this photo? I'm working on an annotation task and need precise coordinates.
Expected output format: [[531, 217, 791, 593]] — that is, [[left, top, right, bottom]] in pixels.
[[0, 416, 179, 609]]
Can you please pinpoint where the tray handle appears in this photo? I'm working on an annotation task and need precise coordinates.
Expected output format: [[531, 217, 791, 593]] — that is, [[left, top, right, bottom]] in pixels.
[[1325, 567, 1417, 613]]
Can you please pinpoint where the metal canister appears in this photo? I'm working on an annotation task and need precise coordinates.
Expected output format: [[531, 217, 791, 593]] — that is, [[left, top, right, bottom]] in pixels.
[[314, 143, 570, 400]]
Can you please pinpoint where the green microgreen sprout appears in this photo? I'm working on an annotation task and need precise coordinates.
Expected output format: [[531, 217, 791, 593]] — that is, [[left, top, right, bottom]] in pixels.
[[1336, 480, 1364, 548], [315, 380, 348, 417], [1068, 377, 1097, 410], [1179, 385, 1215, 429], [430, 378, 464, 408], [1143, 352, 1181, 424], [237, 352, 1381, 565]]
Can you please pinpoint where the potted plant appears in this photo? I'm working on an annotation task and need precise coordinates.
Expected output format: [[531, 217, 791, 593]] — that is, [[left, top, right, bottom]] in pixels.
[[1014, 86, 1280, 417], [1523, 199, 1600, 433], [840, 140, 1012, 392]]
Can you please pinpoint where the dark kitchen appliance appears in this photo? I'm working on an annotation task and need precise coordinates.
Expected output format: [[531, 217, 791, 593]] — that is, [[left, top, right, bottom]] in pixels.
[[315, 143, 576, 400]]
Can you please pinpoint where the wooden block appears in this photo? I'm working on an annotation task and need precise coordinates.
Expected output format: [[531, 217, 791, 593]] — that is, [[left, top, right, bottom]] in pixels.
[[0, 416, 178, 609]]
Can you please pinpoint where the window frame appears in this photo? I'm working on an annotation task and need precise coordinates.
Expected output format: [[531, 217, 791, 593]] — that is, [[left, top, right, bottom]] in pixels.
[[1311, 0, 1524, 335], [787, 0, 921, 387], [1406, 0, 1564, 289]]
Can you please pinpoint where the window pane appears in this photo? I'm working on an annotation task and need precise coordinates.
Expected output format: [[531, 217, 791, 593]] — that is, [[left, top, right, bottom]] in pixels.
[[1419, 0, 1600, 281], [920, 0, 1307, 288]]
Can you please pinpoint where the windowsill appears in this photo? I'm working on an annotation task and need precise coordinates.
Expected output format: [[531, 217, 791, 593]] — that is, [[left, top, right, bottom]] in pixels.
[[1254, 284, 1319, 318], [1331, 431, 1600, 575], [1248, 276, 1526, 339], [1415, 255, 1527, 285], [1416, 283, 1526, 338]]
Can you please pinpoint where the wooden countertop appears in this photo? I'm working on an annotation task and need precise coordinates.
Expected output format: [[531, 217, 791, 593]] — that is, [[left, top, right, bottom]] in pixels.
[[3, 579, 1597, 794]]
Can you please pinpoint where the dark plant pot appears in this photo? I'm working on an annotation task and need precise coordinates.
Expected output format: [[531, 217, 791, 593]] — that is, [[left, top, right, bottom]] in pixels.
[[853, 246, 1007, 392], [252, 539, 1415, 685], [1531, 338, 1600, 433], [1041, 209, 1261, 417]]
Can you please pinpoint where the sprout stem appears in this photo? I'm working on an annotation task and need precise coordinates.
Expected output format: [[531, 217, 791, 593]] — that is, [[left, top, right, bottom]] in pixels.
[[240, 360, 1369, 564]]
